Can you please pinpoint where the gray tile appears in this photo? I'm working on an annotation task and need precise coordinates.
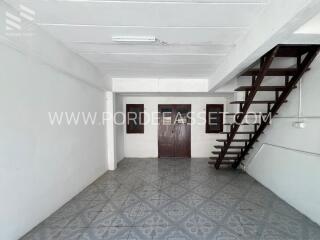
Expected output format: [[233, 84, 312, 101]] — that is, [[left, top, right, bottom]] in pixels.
[[225, 213, 261, 239], [180, 213, 218, 239], [212, 227, 242, 240], [134, 225, 171, 239], [179, 192, 207, 209], [162, 185, 188, 199], [162, 201, 190, 222], [154, 228, 193, 240], [235, 200, 267, 221], [272, 198, 306, 221], [212, 191, 242, 208], [57, 228, 85, 240], [79, 227, 109, 240], [21, 227, 62, 240], [268, 212, 304, 238], [192, 184, 217, 198], [21, 158, 320, 240], [135, 185, 160, 199], [199, 200, 228, 223], [307, 223, 320, 240], [260, 226, 298, 240]]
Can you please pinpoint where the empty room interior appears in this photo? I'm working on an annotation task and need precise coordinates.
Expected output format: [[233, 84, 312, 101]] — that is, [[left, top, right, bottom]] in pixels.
[[2, 0, 320, 239]]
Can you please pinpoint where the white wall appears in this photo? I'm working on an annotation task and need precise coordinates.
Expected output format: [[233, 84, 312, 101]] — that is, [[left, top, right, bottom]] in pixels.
[[113, 78, 208, 92], [242, 55, 320, 225], [0, 1, 105, 90], [120, 95, 228, 158], [114, 94, 125, 163], [0, 23, 107, 240]]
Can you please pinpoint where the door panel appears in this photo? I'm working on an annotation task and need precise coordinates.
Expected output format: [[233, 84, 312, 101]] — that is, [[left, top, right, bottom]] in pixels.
[[174, 105, 191, 158], [158, 105, 175, 157], [158, 104, 191, 158]]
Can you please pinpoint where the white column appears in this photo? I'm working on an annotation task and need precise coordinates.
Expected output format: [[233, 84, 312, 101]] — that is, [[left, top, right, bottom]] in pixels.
[[106, 91, 117, 170]]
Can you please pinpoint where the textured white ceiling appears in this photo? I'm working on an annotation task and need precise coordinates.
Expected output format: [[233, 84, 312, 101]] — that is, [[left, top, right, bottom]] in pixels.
[[8, 0, 268, 78]]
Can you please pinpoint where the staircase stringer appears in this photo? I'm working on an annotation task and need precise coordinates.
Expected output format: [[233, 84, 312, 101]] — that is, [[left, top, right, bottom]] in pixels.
[[214, 46, 280, 169], [232, 46, 320, 169]]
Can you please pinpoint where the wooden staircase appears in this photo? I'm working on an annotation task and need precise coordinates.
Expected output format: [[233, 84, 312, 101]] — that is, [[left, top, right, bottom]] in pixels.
[[209, 44, 320, 169]]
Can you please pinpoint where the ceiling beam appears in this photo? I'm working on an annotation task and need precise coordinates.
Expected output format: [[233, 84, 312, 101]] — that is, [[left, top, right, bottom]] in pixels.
[[209, 0, 320, 91]]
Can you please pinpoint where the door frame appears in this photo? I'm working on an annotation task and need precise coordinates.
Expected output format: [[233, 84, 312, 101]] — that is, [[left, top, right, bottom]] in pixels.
[[158, 104, 191, 158]]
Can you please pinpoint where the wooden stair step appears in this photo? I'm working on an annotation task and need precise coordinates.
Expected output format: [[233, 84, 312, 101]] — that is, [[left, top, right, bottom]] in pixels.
[[214, 145, 246, 149], [235, 86, 288, 92], [210, 157, 237, 160], [230, 100, 287, 104], [220, 131, 255, 134], [225, 112, 271, 116], [217, 139, 250, 142], [224, 123, 260, 126], [208, 160, 235, 165], [276, 45, 315, 57], [241, 68, 297, 77], [212, 151, 241, 155]]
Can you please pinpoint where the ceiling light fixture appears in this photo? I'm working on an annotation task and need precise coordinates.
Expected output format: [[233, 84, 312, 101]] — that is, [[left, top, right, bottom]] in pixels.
[[112, 36, 156, 43]]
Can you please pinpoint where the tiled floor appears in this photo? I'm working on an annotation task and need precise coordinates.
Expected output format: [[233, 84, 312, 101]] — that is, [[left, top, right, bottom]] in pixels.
[[22, 158, 320, 240]]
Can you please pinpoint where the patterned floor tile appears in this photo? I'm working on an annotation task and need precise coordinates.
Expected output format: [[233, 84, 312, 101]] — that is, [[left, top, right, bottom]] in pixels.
[[199, 200, 228, 223], [192, 185, 217, 198], [307, 223, 320, 240], [163, 201, 190, 222], [90, 215, 112, 229], [150, 178, 172, 190], [134, 225, 171, 239], [272, 198, 306, 220], [154, 228, 193, 240], [225, 213, 261, 239], [79, 227, 110, 240], [21, 227, 62, 240], [120, 204, 141, 224], [245, 190, 274, 208], [41, 214, 75, 229], [220, 184, 247, 198], [260, 226, 298, 240], [162, 185, 188, 199], [180, 192, 207, 209], [212, 191, 242, 208], [267, 212, 304, 238], [235, 200, 267, 221], [146, 192, 172, 210], [100, 201, 119, 214], [181, 213, 218, 239], [135, 185, 160, 199], [178, 179, 201, 190], [134, 202, 154, 223], [21, 158, 320, 240], [212, 227, 242, 240], [122, 193, 142, 210], [57, 227, 86, 240]]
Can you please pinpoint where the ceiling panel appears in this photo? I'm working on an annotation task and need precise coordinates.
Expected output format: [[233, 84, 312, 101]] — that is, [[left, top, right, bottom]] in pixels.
[[18, 1, 266, 27], [41, 25, 246, 45], [82, 53, 224, 65], [66, 43, 234, 55], [97, 63, 216, 77], [59, 0, 266, 3], [5, 0, 269, 79]]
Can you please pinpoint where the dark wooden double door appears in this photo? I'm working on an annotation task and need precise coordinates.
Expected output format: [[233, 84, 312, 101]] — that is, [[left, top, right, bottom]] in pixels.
[[158, 104, 191, 158]]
